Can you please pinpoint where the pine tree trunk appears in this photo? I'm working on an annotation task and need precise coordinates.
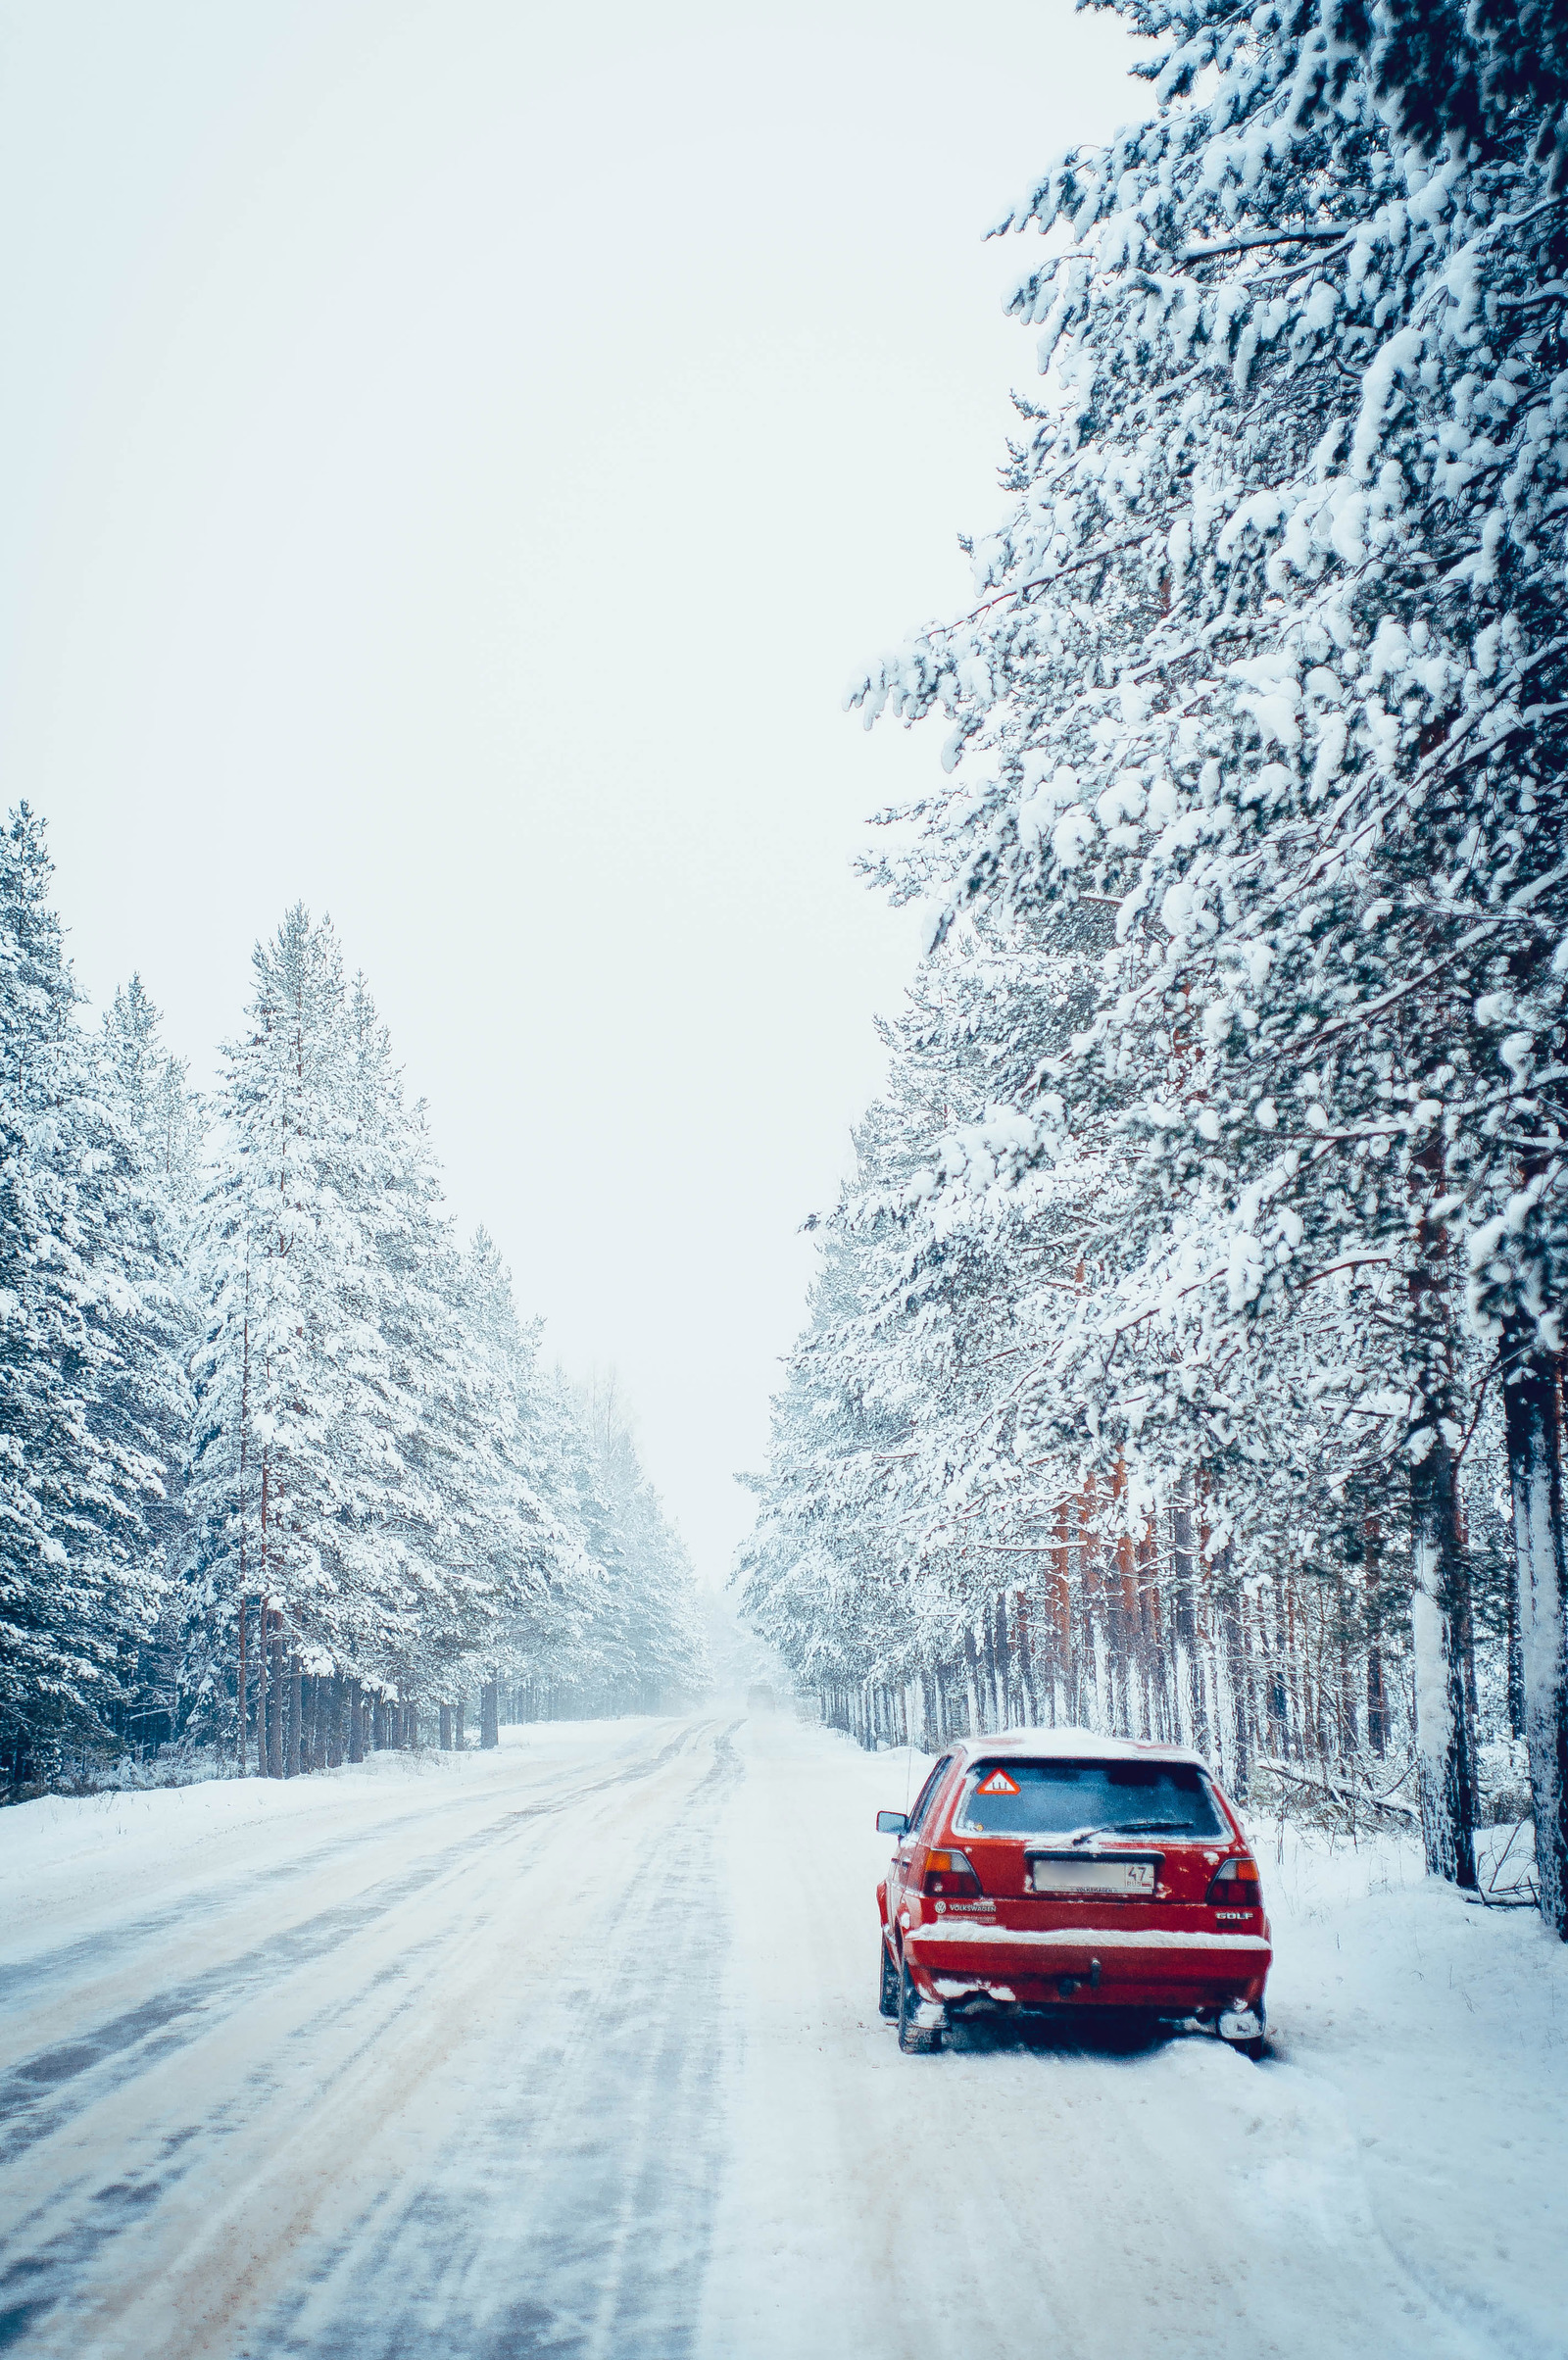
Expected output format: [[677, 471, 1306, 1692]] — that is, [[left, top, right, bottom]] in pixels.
[[1221, 1563, 1250, 1799], [962, 1628, 984, 1739], [1172, 1498, 1208, 1755], [1406, 1139, 1478, 1886], [236, 1601, 248, 1773], [455, 1698, 466, 1750], [1339, 1619, 1358, 1760], [1052, 1503, 1073, 1721], [1367, 1644, 1388, 1757], [347, 1678, 364, 1763], [267, 1612, 283, 1778], [1079, 1478, 1105, 1731], [1103, 1539, 1128, 1738], [285, 1649, 303, 1776], [1013, 1593, 1039, 1726], [480, 1678, 499, 1749], [256, 1609, 269, 1778], [1505, 1564, 1526, 1742], [990, 1594, 1010, 1728], [440, 1702, 453, 1751], [1146, 1541, 1173, 1742], [1409, 1429, 1479, 1888], [1501, 1331, 1568, 1937]]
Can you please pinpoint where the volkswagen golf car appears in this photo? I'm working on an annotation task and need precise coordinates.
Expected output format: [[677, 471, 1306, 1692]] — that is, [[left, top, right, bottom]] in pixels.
[[875, 1729, 1270, 2057]]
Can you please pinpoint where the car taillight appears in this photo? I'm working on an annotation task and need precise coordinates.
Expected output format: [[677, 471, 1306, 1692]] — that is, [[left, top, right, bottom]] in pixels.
[[1206, 1855, 1262, 1910], [922, 1848, 982, 1899]]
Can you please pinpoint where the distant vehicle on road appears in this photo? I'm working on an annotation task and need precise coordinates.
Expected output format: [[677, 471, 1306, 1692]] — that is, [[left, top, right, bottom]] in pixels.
[[875, 1728, 1270, 2059], [746, 1683, 776, 1714]]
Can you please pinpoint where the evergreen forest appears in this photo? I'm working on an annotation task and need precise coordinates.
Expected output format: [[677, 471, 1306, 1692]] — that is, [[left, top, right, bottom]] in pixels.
[[0, 817, 707, 1792]]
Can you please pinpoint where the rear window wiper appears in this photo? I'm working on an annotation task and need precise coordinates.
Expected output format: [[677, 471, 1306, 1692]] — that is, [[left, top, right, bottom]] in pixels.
[[1066, 1820, 1192, 1844]]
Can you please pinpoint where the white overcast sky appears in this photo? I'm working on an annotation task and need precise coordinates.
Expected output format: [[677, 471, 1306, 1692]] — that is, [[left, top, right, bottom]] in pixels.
[[0, 0, 1140, 1587]]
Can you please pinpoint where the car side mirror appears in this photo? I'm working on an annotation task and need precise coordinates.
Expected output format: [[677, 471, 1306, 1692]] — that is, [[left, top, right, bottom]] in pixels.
[[876, 1810, 908, 1836]]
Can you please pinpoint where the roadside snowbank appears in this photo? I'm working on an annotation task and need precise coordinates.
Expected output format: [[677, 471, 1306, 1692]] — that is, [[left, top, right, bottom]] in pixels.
[[1258, 1814, 1565, 2355]]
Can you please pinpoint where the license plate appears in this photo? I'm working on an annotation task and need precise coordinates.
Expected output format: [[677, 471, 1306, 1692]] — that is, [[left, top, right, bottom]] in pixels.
[[1030, 1856, 1157, 1896]]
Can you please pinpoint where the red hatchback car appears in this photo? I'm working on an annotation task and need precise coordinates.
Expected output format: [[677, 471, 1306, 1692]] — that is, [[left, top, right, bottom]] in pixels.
[[876, 1730, 1270, 2058]]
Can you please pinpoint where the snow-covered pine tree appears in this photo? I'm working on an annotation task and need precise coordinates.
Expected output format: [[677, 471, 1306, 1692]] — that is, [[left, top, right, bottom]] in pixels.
[[0, 812, 172, 1784], [515, 1365, 617, 1713], [846, 0, 1568, 1904], [487, 1369, 710, 1724], [96, 976, 203, 1752], [577, 1372, 709, 1710], [185, 909, 368, 1768], [328, 977, 502, 1730], [446, 1226, 593, 1736]]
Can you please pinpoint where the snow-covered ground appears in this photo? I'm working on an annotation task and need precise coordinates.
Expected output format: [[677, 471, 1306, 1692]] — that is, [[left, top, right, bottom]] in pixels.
[[1, 1713, 1564, 2358]]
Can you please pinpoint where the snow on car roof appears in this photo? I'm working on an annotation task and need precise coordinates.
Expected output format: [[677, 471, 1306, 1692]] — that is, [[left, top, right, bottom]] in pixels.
[[948, 1726, 1212, 1773]]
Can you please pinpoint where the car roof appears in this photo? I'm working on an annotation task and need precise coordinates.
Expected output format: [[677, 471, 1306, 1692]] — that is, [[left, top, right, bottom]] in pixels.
[[940, 1726, 1213, 1775]]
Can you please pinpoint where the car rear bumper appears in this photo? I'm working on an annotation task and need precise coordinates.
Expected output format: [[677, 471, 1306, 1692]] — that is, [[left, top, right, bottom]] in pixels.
[[903, 1920, 1271, 2014]]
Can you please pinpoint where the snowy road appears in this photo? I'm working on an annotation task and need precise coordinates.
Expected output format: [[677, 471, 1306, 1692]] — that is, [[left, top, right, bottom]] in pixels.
[[2, 1713, 1565, 2360]]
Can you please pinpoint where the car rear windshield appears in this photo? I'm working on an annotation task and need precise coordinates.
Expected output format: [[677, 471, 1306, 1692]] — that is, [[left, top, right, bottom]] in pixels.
[[953, 1757, 1225, 1840]]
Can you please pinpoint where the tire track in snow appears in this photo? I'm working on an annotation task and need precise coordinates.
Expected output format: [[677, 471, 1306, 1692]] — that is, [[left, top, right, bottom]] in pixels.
[[258, 1722, 740, 2360], [0, 1722, 699, 2014]]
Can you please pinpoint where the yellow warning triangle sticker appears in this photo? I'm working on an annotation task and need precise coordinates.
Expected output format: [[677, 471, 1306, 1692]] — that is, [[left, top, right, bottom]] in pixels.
[[976, 1768, 1019, 1795]]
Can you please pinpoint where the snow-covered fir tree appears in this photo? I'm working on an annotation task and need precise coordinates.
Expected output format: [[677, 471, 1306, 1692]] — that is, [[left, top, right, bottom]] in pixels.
[[574, 1371, 710, 1712], [454, 1228, 602, 1736], [96, 975, 204, 1751], [0, 815, 183, 1782]]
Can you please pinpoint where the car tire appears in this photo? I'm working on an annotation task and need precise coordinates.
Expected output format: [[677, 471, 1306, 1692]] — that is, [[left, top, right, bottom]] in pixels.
[[897, 1955, 942, 2055], [879, 1938, 900, 2020]]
